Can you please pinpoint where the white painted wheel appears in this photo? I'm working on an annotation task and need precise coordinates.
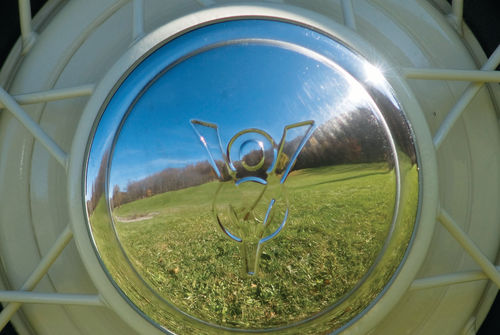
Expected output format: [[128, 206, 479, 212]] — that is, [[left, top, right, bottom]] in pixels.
[[1, 1, 500, 334]]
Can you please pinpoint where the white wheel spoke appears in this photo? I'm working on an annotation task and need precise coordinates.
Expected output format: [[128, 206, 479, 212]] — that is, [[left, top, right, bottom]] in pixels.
[[438, 209, 500, 288], [410, 267, 500, 291], [0, 86, 68, 169], [0, 84, 95, 107], [0, 292, 103, 306], [433, 45, 500, 149], [341, 0, 356, 30], [18, 0, 37, 53], [403, 68, 500, 82], [451, 0, 464, 32], [0, 225, 73, 330], [132, 0, 144, 42]]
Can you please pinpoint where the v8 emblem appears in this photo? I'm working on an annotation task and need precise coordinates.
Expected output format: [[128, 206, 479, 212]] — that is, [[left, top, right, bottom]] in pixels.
[[191, 119, 314, 275]]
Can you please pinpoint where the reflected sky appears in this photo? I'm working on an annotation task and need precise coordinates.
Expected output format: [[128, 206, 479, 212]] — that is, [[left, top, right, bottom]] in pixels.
[[83, 19, 385, 200], [109, 42, 373, 190]]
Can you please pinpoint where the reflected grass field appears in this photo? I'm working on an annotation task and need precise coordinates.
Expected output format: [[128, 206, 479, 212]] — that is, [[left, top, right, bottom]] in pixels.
[[108, 163, 399, 329]]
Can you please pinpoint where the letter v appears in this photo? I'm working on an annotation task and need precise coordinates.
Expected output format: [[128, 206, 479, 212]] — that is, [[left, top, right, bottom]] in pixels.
[[274, 120, 315, 183], [190, 119, 227, 180]]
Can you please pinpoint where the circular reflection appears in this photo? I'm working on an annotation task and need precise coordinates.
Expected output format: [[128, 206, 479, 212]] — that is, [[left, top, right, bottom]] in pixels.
[[239, 139, 265, 170], [227, 129, 275, 174], [85, 19, 419, 334]]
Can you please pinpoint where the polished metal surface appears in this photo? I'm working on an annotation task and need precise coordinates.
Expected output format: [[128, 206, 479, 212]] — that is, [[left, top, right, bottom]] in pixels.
[[85, 19, 419, 334]]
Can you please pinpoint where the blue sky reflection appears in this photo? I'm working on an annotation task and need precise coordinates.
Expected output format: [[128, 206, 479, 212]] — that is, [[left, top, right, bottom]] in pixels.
[[109, 41, 362, 190]]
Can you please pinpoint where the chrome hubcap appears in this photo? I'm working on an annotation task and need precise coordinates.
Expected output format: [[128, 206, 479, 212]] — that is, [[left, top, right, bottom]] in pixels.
[[85, 19, 419, 334]]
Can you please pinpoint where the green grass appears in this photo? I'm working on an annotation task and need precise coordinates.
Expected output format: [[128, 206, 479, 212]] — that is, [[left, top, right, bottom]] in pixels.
[[106, 162, 401, 330]]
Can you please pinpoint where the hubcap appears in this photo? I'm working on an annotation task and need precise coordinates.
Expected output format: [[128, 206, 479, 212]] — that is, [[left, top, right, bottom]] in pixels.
[[84, 19, 419, 334]]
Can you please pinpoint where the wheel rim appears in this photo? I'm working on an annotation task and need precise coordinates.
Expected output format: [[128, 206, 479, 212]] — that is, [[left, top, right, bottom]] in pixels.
[[1, 1, 500, 334]]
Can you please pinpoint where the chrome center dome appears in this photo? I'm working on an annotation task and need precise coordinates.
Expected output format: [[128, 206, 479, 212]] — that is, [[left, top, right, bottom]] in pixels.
[[84, 19, 419, 334]]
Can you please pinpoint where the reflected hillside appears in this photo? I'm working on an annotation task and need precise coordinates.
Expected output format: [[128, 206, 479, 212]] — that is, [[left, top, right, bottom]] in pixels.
[[108, 163, 403, 330], [96, 109, 416, 330], [110, 109, 408, 207], [112, 161, 219, 208]]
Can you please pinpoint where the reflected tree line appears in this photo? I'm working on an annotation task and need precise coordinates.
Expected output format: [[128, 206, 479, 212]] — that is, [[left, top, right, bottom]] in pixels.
[[293, 107, 416, 169], [87, 149, 108, 213], [87, 109, 416, 210], [112, 161, 218, 208], [295, 109, 389, 170]]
